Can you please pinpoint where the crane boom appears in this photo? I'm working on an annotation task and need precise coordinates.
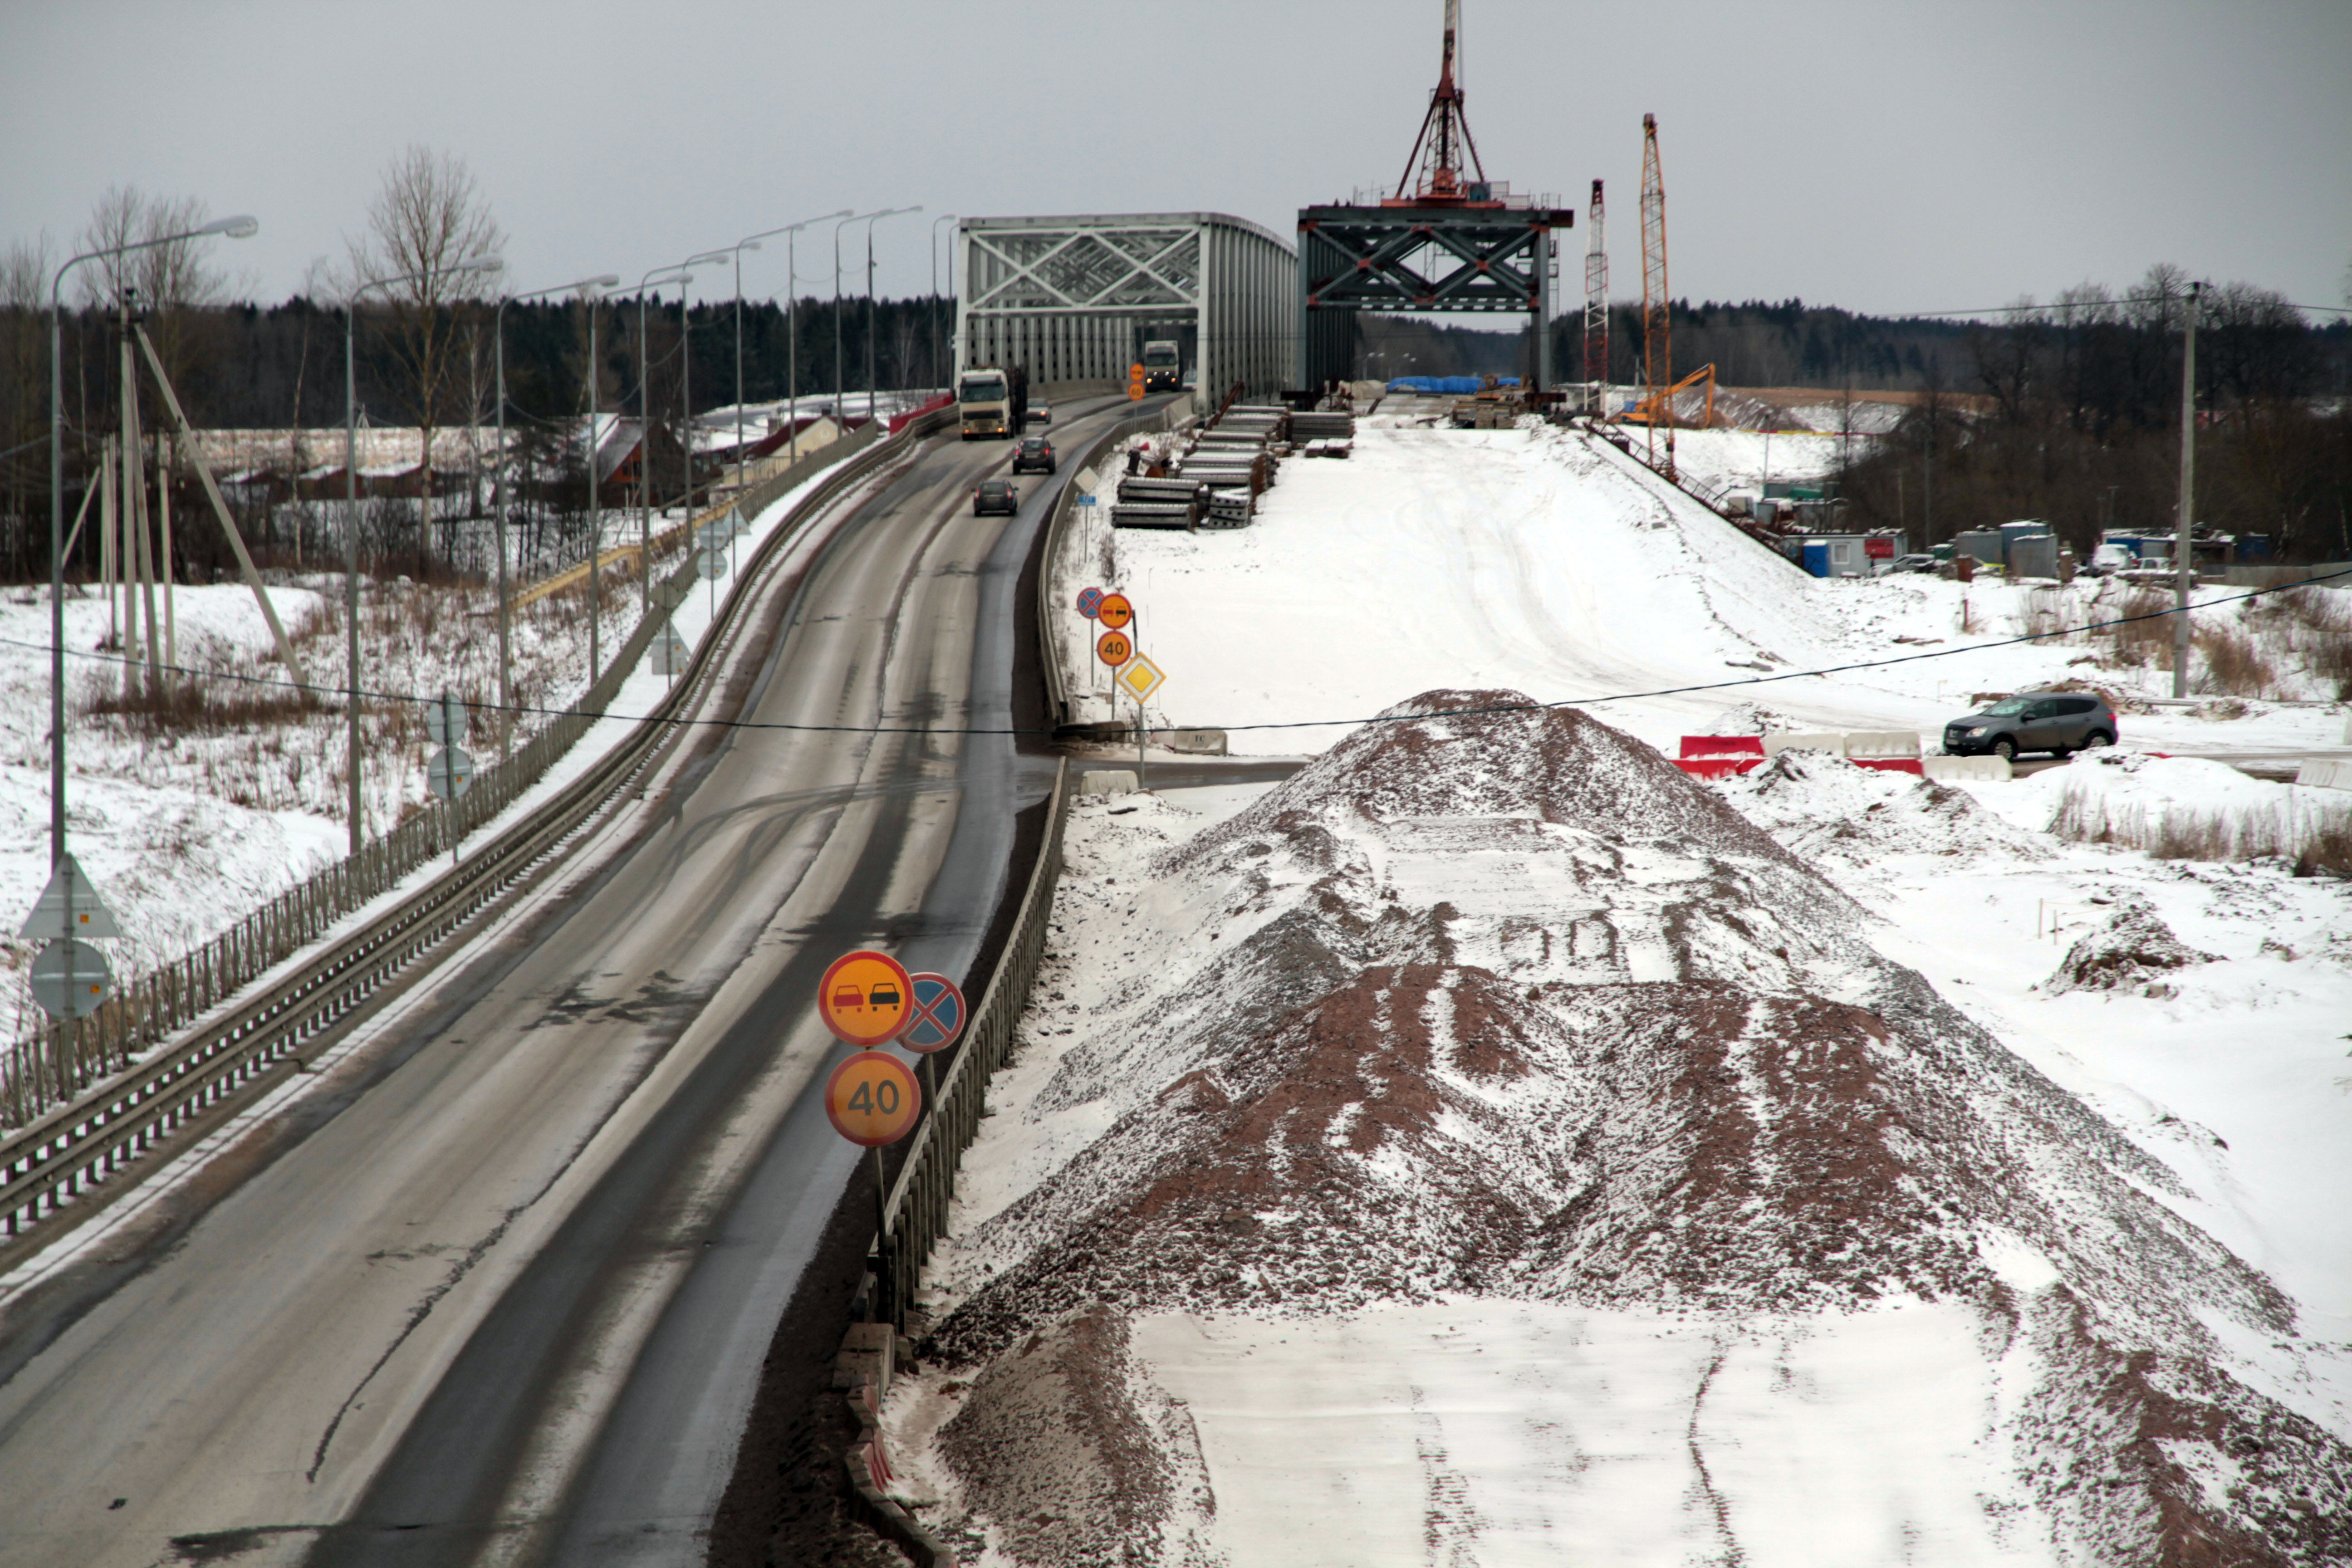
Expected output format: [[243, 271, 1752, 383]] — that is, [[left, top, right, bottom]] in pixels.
[[1583, 179, 1608, 395], [1639, 113, 1672, 477]]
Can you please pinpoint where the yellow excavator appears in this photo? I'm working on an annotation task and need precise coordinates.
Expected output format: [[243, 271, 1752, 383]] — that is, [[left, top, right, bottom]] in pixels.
[[1621, 363, 1717, 428]]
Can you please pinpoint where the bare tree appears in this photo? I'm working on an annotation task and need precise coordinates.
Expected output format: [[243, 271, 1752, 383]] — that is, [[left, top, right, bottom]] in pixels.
[[76, 188, 232, 403], [2, 237, 55, 575], [342, 146, 505, 573]]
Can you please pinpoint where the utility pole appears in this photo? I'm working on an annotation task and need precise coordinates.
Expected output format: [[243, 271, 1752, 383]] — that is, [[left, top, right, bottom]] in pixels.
[[587, 294, 602, 700], [2171, 280, 2200, 700]]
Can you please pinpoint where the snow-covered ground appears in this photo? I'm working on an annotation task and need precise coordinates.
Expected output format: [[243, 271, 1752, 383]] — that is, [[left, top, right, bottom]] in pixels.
[[884, 719, 2352, 1567], [1085, 413, 2350, 761], [899, 407, 2350, 1564], [0, 455, 860, 1047]]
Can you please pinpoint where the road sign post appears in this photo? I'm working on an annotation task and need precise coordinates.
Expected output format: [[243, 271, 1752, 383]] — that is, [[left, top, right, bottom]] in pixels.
[[902, 971, 967, 1114], [1116, 653, 1166, 794], [20, 853, 121, 1024], [426, 735, 477, 866], [30, 938, 112, 1021], [818, 949, 916, 1046]]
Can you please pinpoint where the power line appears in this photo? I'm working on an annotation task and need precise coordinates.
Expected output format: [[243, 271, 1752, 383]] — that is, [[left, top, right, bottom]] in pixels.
[[8, 564, 2347, 740]]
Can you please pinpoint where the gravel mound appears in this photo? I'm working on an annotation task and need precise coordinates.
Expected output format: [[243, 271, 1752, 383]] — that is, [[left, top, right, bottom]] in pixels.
[[2046, 891, 2224, 995], [920, 691, 2346, 1566]]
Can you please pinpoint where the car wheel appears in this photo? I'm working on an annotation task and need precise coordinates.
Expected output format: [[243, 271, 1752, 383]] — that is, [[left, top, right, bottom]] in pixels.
[[1990, 737, 2016, 761], [2083, 730, 2113, 749], [2048, 745, 2071, 760]]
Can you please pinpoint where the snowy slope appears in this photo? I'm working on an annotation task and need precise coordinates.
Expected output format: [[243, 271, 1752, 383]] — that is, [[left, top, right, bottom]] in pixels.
[[1096, 417, 2348, 759]]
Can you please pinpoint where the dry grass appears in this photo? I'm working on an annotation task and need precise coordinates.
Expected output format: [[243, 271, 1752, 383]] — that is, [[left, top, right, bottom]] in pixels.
[[2052, 782, 2352, 875], [2256, 586, 2352, 700], [2189, 626, 2279, 698]]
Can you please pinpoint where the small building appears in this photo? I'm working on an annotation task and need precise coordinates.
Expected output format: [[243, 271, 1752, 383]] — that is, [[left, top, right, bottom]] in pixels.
[[1781, 534, 1875, 578]]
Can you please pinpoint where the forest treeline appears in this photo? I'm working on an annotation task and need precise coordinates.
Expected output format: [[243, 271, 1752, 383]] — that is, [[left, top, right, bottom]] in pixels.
[[0, 289, 952, 579]]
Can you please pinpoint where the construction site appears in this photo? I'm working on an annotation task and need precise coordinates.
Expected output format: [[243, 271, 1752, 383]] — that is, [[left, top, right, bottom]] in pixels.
[[1, 4, 2347, 1567]]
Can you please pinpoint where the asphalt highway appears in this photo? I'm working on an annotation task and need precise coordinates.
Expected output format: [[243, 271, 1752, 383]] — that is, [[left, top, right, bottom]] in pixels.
[[0, 398, 1137, 1568]]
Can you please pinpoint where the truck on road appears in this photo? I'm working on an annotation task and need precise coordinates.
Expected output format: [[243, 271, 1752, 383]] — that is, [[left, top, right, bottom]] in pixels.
[[1141, 339, 1181, 392], [958, 365, 1027, 439]]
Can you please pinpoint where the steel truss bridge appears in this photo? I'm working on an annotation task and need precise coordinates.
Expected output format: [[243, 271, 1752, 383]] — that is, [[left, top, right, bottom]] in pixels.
[[956, 212, 1295, 401], [1296, 201, 1570, 392]]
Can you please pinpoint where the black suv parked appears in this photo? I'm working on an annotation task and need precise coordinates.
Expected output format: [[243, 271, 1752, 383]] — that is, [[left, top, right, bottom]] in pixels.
[[1942, 691, 2118, 760]]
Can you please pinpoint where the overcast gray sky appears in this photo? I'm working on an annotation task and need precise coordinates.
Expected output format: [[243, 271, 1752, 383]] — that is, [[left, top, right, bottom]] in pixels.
[[7, 0, 2349, 318]]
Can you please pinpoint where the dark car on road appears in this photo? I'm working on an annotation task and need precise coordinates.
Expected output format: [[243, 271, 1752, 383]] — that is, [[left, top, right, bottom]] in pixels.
[[1011, 436, 1056, 475], [1943, 691, 2118, 760], [973, 477, 1019, 516]]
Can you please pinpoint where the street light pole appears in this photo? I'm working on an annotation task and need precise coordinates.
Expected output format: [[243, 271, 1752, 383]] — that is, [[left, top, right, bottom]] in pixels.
[[495, 273, 617, 757], [931, 214, 956, 394], [47, 213, 257, 871], [345, 251, 499, 854], [860, 207, 921, 421], [833, 211, 880, 421], [725, 212, 849, 498], [680, 252, 731, 550], [633, 263, 694, 630], [2173, 280, 2201, 700]]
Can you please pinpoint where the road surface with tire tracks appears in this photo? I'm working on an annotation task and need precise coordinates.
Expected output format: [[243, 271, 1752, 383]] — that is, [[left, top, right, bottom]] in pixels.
[[0, 396, 1145, 1568]]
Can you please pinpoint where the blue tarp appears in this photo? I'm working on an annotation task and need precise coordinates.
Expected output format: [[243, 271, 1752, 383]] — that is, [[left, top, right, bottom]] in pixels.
[[1386, 376, 1519, 394]]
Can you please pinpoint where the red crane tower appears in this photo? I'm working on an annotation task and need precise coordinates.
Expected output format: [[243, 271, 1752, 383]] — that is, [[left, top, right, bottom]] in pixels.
[[1583, 179, 1608, 396], [1639, 113, 1673, 477], [1392, 0, 1489, 204]]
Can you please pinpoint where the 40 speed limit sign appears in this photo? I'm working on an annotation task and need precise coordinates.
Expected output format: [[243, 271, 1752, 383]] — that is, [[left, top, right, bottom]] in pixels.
[[825, 1051, 922, 1146]]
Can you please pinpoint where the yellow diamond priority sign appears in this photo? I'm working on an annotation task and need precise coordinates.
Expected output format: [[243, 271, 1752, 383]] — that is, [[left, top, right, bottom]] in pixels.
[[1116, 654, 1166, 704]]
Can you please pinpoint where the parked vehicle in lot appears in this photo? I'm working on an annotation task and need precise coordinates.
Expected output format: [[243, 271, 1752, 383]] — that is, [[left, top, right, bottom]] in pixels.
[[2082, 542, 2136, 578], [1029, 399, 1052, 426], [973, 477, 1019, 516], [1011, 435, 1056, 474], [1887, 553, 1938, 574], [1942, 691, 2117, 760]]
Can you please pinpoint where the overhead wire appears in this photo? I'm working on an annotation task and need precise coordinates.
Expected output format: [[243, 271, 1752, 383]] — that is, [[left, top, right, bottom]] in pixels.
[[7, 564, 2348, 740]]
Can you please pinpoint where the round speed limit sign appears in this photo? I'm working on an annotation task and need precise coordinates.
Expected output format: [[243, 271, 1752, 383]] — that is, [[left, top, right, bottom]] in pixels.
[[825, 1051, 922, 1146], [1096, 628, 1133, 667]]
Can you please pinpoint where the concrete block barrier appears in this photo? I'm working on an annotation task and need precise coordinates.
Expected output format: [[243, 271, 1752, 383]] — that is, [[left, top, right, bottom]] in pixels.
[[1081, 770, 1139, 797], [2295, 758, 2352, 792], [1924, 755, 2014, 782], [1763, 733, 1849, 757]]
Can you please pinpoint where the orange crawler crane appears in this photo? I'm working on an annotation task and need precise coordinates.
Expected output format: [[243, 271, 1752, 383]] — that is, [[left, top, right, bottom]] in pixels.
[[1622, 363, 1717, 430]]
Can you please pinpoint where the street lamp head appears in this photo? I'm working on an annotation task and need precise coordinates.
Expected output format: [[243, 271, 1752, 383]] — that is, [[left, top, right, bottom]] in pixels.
[[686, 250, 730, 268], [587, 274, 621, 290], [201, 214, 260, 240], [740, 240, 762, 254], [453, 253, 503, 274]]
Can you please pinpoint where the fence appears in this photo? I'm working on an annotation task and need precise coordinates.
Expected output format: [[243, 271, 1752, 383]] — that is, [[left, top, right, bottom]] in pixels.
[[877, 759, 1069, 1325], [2, 412, 943, 1142]]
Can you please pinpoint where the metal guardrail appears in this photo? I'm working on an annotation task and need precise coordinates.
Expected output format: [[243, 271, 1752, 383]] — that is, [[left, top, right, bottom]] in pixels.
[[1035, 400, 1194, 725], [0, 408, 957, 1262], [877, 758, 1068, 1326]]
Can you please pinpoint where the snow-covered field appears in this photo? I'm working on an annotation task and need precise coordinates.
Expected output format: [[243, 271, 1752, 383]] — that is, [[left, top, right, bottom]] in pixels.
[[1086, 412, 2350, 761], [0, 459, 853, 1046]]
